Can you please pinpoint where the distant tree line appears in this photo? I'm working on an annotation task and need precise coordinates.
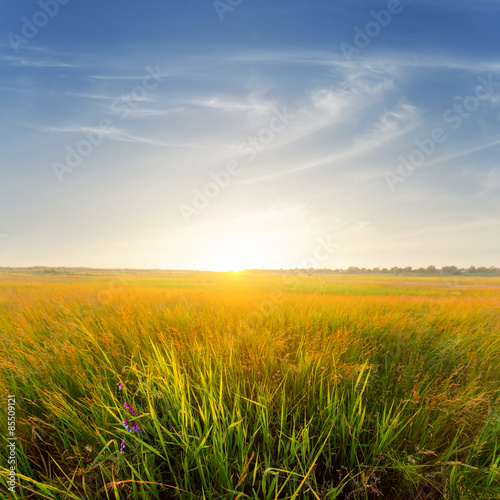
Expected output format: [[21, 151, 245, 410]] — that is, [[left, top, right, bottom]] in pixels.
[[269, 265, 500, 275]]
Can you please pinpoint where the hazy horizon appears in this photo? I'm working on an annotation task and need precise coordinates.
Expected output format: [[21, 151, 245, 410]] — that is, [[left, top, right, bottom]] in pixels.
[[1, 264, 498, 274]]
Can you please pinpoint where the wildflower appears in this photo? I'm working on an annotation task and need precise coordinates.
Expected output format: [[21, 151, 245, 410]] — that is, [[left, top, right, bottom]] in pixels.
[[124, 402, 138, 416], [122, 418, 132, 432], [132, 422, 142, 434], [120, 439, 126, 454], [135, 389, 140, 396], [117, 382, 125, 390]]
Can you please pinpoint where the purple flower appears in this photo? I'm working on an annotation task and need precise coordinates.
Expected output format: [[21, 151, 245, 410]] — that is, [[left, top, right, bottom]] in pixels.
[[121, 415, 142, 434], [124, 402, 138, 416], [135, 389, 140, 396], [117, 382, 125, 390], [120, 439, 126, 454]]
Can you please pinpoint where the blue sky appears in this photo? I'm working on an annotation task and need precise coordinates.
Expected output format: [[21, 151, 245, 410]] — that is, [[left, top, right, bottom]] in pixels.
[[0, 0, 499, 270]]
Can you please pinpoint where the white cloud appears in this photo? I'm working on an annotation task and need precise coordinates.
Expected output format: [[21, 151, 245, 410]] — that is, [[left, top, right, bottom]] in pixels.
[[86, 75, 150, 81], [186, 92, 274, 115], [309, 78, 394, 118], [358, 102, 420, 146], [63, 92, 116, 101]]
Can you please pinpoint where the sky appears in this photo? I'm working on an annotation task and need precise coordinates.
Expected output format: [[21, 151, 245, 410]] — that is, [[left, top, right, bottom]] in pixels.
[[0, 0, 499, 271]]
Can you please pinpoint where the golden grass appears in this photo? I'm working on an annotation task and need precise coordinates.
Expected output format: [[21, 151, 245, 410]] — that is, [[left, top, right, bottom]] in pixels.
[[0, 272, 499, 499]]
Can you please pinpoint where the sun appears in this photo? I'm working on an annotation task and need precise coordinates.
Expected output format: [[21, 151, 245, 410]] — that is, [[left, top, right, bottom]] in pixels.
[[216, 249, 255, 272], [208, 240, 265, 272]]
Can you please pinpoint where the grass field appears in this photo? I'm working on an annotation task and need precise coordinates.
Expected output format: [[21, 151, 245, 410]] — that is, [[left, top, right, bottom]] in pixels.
[[1, 272, 499, 499]]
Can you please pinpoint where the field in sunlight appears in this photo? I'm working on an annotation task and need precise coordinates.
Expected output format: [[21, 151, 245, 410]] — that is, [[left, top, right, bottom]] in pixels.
[[1, 272, 499, 499]]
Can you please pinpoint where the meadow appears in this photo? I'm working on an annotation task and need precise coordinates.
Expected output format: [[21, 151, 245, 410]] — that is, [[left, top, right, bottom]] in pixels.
[[0, 271, 499, 499]]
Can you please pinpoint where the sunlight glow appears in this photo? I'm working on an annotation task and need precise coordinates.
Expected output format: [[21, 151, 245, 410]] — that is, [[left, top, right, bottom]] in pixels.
[[206, 236, 268, 272]]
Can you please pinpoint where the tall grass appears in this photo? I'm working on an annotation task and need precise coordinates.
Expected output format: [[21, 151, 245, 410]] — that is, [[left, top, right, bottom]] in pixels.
[[0, 273, 499, 498]]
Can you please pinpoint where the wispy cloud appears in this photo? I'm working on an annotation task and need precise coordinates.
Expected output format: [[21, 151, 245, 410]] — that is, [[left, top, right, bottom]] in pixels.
[[86, 74, 151, 81], [63, 92, 116, 101], [0, 85, 33, 93], [309, 78, 395, 119], [239, 101, 420, 185], [41, 124, 209, 149], [63, 91, 160, 105], [186, 93, 274, 115], [190, 49, 500, 76], [0, 54, 77, 68], [419, 138, 500, 171], [107, 129, 206, 149], [110, 107, 189, 118]]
